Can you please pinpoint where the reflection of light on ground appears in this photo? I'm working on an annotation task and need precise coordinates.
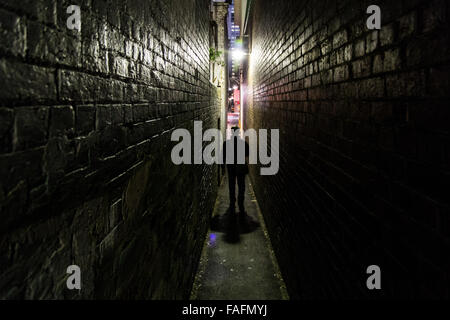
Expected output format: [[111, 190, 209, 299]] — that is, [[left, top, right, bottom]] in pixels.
[[208, 233, 217, 248]]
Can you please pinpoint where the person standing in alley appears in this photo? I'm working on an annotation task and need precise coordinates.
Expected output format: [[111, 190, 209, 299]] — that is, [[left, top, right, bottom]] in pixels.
[[222, 126, 250, 216]]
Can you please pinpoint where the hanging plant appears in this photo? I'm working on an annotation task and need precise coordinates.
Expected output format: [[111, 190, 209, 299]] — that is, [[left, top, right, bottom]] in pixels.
[[210, 48, 225, 66]]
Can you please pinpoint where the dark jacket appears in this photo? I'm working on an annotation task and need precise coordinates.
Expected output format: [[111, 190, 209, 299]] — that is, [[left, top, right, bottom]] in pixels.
[[222, 136, 250, 176]]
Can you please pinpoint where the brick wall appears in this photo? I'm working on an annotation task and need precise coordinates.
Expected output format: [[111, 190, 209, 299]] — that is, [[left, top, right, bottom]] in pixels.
[[0, 0, 219, 299], [245, 0, 450, 298]]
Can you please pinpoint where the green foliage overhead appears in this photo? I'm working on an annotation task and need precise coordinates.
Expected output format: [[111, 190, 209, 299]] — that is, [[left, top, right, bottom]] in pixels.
[[210, 48, 225, 66]]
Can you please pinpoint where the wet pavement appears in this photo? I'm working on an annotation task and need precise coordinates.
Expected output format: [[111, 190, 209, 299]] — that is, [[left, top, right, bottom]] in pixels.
[[190, 173, 289, 300]]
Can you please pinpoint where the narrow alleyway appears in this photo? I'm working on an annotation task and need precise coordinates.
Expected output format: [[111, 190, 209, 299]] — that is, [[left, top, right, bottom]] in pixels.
[[190, 174, 288, 300], [1, 0, 450, 301]]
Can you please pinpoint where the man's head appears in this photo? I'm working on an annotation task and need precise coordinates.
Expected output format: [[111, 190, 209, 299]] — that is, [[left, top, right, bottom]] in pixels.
[[230, 126, 241, 139]]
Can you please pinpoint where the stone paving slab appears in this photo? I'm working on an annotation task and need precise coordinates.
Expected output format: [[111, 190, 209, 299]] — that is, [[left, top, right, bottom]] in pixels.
[[191, 174, 289, 300]]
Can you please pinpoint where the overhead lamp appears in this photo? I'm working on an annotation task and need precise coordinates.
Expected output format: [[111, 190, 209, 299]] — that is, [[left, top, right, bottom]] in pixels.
[[232, 49, 245, 61]]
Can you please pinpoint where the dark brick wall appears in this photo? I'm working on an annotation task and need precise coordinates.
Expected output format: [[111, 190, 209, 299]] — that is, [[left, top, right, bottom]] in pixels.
[[245, 0, 450, 298], [0, 0, 219, 299]]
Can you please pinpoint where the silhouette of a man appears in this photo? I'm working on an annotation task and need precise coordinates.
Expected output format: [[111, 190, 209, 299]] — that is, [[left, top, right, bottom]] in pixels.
[[222, 126, 250, 214]]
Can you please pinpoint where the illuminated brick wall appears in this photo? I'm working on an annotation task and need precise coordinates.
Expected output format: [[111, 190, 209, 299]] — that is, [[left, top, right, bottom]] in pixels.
[[245, 0, 450, 298], [0, 0, 219, 299]]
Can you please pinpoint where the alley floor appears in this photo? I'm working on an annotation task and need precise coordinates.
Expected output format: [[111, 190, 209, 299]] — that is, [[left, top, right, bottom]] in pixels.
[[190, 174, 289, 300]]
